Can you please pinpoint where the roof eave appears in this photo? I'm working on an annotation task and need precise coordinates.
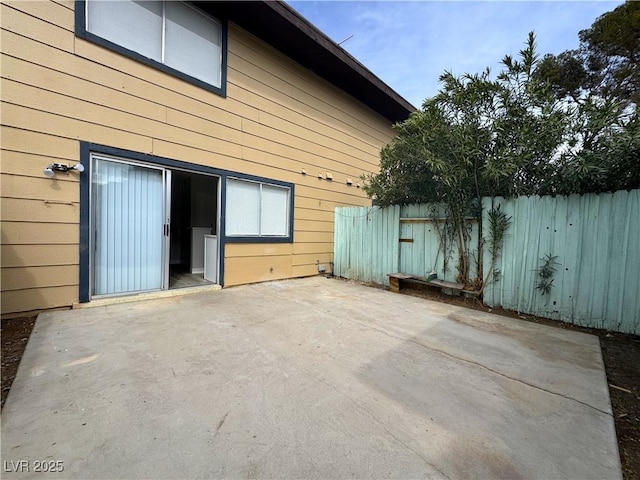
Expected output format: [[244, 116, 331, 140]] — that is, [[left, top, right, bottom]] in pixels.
[[198, 1, 416, 123]]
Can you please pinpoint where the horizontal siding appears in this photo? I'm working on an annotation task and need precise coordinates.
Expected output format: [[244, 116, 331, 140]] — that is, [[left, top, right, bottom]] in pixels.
[[1, 3, 74, 52], [148, 139, 374, 202], [293, 243, 335, 255], [294, 207, 334, 222], [292, 264, 320, 278], [291, 253, 333, 268], [50, 0, 74, 8], [0, 1, 395, 313], [1, 222, 79, 245], [0, 126, 79, 160], [229, 24, 391, 140], [4, 0, 74, 27], [294, 231, 335, 244], [1, 198, 79, 223], [225, 243, 293, 258], [2, 265, 78, 291], [1, 173, 78, 202], [2, 244, 79, 267], [1, 34, 383, 179], [229, 50, 390, 150], [224, 255, 293, 286], [1, 286, 77, 315], [1, 148, 80, 177], [2, 101, 154, 153]]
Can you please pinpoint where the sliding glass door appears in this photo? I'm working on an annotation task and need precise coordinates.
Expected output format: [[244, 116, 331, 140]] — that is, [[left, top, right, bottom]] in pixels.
[[91, 155, 170, 296]]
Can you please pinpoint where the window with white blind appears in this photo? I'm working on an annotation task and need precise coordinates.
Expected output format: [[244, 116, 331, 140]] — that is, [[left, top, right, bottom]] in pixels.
[[226, 178, 291, 238], [81, 0, 224, 93]]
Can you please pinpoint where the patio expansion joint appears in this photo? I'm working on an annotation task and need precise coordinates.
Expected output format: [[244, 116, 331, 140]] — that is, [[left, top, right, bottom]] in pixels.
[[351, 320, 613, 418]]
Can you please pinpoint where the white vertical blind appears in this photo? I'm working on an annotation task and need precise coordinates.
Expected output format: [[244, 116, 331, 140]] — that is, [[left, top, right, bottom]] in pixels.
[[93, 158, 164, 295], [226, 179, 260, 235], [165, 2, 222, 87], [226, 178, 290, 236], [87, 1, 163, 61], [87, 0, 222, 87], [261, 185, 289, 235]]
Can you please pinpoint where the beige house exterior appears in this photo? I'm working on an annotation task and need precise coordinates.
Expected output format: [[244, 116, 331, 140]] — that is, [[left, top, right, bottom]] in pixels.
[[0, 0, 413, 315]]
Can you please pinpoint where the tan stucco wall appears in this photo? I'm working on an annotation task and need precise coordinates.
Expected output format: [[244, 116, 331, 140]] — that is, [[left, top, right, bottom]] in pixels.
[[0, 0, 395, 314]]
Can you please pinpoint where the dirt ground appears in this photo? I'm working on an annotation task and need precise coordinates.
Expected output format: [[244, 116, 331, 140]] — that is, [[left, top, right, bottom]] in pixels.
[[1, 316, 36, 410], [2, 286, 638, 479]]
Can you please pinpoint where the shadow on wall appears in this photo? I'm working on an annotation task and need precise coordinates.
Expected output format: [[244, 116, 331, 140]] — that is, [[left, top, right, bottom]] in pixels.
[[1, 230, 56, 318]]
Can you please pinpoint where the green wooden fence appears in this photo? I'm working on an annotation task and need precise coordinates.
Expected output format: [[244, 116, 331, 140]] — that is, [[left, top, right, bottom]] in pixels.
[[334, 190, 640, 334]]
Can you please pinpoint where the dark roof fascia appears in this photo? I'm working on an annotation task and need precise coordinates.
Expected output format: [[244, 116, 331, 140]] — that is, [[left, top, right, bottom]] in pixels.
[[197, 1, 416, 123]]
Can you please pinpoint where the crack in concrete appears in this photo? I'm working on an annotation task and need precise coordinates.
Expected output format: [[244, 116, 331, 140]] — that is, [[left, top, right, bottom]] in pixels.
[[352, 319, 613, 417], [313, 376, 451, 480], [215, 412, 228, 437], [232, 321, 452, 479]]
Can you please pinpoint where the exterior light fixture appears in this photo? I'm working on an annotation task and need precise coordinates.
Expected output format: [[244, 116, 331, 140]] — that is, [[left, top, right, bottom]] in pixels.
[[43, 163, 85, 177]]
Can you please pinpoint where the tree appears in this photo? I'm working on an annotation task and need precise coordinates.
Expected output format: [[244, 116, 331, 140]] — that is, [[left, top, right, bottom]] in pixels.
[[555, 112, 640, 194], [363, 26, 639, 287], [365, 33, 567, 207], [535, 51, 587, 102], [363, 33, 569, 285], [532, 1, 640, 195], [535, 1, 640, 106], [581, 0, 640, 106]]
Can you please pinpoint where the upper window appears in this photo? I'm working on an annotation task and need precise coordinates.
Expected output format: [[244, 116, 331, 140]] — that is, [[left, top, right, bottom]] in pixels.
[[226, 178, 292, 240], [79, 0, 226, 95]]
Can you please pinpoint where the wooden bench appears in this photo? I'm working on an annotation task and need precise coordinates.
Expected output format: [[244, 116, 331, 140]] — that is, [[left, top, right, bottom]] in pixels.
[[387, 273, 479, 296], [386, 273, 414, 292]]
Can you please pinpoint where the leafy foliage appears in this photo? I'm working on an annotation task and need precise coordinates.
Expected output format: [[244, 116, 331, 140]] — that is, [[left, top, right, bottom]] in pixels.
[[363, 33, 570, 207], [536, 254, 559, 296], [555, 114, 640, 194], [535, 1, 640, 107], [529, 1, 640, 195], [486, 206, 511, 278], [362, 5, 639, 286]]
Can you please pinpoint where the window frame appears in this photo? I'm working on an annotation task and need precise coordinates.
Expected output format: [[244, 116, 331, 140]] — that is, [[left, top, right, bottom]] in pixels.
[[75, 0, 227, 97], [225, 176, 295, 243]]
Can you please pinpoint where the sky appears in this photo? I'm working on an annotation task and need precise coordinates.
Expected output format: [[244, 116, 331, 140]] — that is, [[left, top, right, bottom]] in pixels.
[[287, 1, 623, 108]]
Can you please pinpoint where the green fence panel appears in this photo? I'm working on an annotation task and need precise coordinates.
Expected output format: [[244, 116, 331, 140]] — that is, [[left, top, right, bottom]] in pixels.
[[482, 190, 640, 334]]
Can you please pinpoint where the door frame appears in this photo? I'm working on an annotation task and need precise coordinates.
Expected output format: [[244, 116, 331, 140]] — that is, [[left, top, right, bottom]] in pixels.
[[166, 167, 221, 288], [82, 146, 222, 301], [78, 142, 295, 303], [89, 153, 173, 299]]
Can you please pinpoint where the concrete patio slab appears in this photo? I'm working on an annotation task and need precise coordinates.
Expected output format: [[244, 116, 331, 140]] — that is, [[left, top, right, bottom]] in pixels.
[[1, 277, 621, 479]]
